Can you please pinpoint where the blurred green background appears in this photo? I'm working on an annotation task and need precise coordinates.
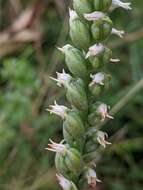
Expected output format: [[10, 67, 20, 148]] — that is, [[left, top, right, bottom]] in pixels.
[[0, 0, 143, 189]]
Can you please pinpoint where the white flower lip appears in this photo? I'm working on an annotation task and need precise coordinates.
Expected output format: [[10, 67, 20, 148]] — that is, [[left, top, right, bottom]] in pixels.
[[86, 43, 105, 59], [84, 11, 105, 21], [46, 101, 68, 119], [97, 131, 111, 148], [112, 0, 132, 10], [97, 103, 114, 121], [90, 72, 105, 87], [46, 139, 66, 153], [112, 28, 125, 38]]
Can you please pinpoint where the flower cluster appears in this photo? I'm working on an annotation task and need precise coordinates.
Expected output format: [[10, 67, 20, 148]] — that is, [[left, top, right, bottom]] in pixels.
[[46, 0, 131, 190]]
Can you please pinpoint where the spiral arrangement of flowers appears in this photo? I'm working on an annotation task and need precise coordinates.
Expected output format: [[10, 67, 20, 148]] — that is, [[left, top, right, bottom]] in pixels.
[[46, 1, 131, 189]]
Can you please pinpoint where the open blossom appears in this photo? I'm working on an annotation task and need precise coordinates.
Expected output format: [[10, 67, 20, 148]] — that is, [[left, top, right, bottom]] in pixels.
[[84, 11, 105, 21], [89, 72, 105, 87], [45, 139, 66, 154], [112, 0, 132, 10], [47, 101, 69, 119], [50, 69, 72, 87], [57, 174, 78, 190], [112, 28, 125, 38], [86, 43, 105, 59], [85, 167, 102, 188], [97, 103, 114, 121], [97, 131, 111, 148]]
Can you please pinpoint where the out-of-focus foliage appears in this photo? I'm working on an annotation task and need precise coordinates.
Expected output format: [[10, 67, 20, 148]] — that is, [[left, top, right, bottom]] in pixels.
[[0, 0, 143, 190]]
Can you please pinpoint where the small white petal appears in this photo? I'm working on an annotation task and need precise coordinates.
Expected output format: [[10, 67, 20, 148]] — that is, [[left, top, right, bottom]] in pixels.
[[112, 28, 125, 38], [46, 101, 69, 119], [86, 43, 105, 58], [84, 11, 105, 21], [112, 0, 132, 10], [110, 58, 120, 62], [46, 139, 66, 154]]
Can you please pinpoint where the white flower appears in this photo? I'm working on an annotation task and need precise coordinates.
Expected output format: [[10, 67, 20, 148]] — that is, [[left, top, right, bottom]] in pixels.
[[46, 101, 69, 119], [45, 139, 66, 154], [84, 11, 105, 21], [89, 72, 105, 87], [112, 0, 132, 10], [56, 174, 78, 190], [50, 69, 72, 87], [112, 28, 125, 38], [69, 9, 78, 22], [86, 43, 105, 59], [85, 167, 102, 188], [97, 103, 114, 121], [97, 131, 111, 148]]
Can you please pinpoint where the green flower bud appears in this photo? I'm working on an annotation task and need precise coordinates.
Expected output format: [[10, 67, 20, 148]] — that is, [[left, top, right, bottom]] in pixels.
[[58, 45, 88, 79], [91, 16, 113, 42], [88, 102, 113, 125], [89, 72, 111, 97], [73, 0, 92, 18], [66, 78, 88, 111], [94, 0, 112, 12], [63, 111, 85, 151], [69, 9, 91, 50]]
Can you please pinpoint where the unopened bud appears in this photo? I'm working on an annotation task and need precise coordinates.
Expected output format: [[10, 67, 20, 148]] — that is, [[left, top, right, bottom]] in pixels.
[[69, 9, 91, 50]]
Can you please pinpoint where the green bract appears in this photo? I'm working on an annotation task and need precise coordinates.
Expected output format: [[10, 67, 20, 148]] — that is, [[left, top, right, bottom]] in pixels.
[[63, 45, 88, 79], [94, 0, 112, 12], [69, 11, 91, 50], [73, 0, 92, 17]]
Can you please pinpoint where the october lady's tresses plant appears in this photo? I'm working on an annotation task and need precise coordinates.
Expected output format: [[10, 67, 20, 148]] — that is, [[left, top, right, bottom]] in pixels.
[[46, 0, 131, 189]]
